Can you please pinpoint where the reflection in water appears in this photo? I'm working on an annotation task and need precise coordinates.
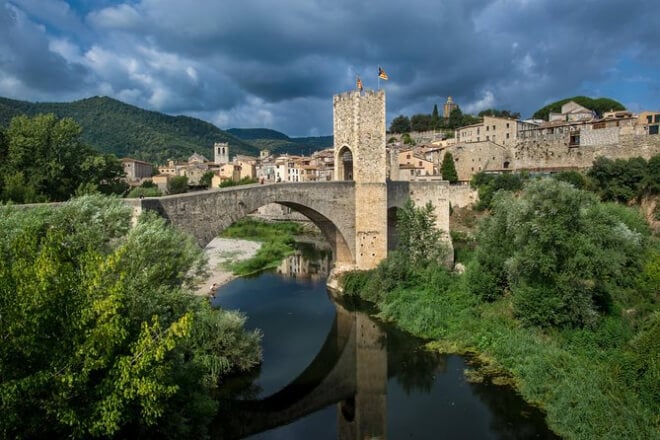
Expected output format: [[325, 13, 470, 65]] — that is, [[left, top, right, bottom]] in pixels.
[[213, 243, 558, 440], [276, 241, 332, 279]]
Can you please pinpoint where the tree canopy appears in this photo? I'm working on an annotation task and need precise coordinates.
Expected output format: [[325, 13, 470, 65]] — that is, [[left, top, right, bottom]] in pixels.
[[467, 179, 649, 328], [0, 195, 261, 438], [440, 152, 458, 183], [0, 114, 127, 203], [532, 96, 625, 120]]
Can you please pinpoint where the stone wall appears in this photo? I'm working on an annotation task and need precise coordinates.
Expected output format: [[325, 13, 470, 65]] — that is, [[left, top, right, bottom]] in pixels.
[[512, 133, 660, 170]]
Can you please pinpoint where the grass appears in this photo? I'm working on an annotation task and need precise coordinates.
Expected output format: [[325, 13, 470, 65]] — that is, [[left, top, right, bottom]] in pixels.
[[219, 218, 304, 276]]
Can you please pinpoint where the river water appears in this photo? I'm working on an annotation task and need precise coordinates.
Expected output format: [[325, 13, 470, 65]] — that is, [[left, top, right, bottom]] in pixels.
[[211, 243, 559, 439]]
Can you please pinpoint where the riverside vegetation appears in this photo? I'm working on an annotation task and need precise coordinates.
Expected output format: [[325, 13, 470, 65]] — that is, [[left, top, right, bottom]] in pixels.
[[219, 217, 308, 276], [342, 177, 659, 440], [0, 195, 262, 439]]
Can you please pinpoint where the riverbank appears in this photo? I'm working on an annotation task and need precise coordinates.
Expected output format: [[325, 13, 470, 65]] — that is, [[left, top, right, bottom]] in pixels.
[[195, 237, 262, 296]]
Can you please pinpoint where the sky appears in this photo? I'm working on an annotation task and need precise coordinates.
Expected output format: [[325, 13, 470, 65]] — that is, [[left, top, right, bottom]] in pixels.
[[1, 0, 659, 137]]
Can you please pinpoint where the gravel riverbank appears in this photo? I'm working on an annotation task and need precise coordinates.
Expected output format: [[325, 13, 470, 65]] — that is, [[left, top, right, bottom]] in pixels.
[[194, 237, 262, 296]]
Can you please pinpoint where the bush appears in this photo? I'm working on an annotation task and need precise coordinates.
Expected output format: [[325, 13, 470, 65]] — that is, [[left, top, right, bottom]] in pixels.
[[470, 179, 648, 328]]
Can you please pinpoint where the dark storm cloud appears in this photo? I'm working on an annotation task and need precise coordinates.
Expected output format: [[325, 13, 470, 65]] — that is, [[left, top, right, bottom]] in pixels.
[[0, 3, 89, 95], [2, 0, 659, 135]]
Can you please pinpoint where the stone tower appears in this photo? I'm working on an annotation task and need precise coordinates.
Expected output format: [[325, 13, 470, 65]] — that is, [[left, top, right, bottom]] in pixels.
[[214, 142, 229, 164], [333, 90, 387, 270], [443, 96, 458, 119]]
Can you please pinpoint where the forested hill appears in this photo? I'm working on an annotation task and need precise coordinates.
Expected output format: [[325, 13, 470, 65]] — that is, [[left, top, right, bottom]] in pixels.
[[228, 128, 333, 156], [0, 96, 259, 164], [532, 96, 625, 120]]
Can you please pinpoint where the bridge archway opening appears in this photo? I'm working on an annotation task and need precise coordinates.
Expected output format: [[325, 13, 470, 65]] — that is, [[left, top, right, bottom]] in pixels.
[[387, 206, 400, 251], [337, 146, 354, 181]]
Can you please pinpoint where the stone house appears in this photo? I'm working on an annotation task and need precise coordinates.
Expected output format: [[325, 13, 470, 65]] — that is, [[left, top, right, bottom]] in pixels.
[[549, 101, 595, 122], [121, 158, 153, 182], [455, 115, 536, 146]]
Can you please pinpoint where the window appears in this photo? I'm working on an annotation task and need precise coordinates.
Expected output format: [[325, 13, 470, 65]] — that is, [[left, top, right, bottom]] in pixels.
[[486, 136, 489, 141], [486, 126, 489, 131], [418, 161, 422, 166], [506, 133, 510, 139], [647, 115, 653, 123], [406, 154, 411, 159], [506, 123, 510, 128], [650, 125, 659, 135], [655, 115, 660, 123]]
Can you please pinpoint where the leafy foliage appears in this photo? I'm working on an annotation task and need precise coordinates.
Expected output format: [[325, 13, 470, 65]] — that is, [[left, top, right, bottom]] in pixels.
[[0, 195, 261, 438], [0, 96, 259, 164], [395, 200, 448, 269], [440, 152, 458, 183], [470, 171, 527, 210], [389, 115, 411, 134], [532, 96, 625, 120], [468, 179, 648, 328], [587, 156, 655, 202], [167, 175, 189, 195], [0, 114, 127, 203], [477, 108, 521, 119]]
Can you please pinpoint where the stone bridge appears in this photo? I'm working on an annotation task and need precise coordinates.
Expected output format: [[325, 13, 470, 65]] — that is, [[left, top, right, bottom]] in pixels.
[[126, 178, 452, 271]]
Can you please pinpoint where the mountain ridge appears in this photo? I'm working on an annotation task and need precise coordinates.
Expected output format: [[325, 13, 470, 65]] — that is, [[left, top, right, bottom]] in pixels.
[[0, 95, 259, 164]]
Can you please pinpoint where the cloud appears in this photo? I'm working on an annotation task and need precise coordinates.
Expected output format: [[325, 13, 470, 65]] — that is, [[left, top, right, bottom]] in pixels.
[[1, 0, 659, 135]]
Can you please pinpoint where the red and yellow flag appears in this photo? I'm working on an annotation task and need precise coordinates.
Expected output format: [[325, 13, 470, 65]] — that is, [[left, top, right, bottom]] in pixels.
[[356, 76, 364, 91], [378, 66, 389, 80]]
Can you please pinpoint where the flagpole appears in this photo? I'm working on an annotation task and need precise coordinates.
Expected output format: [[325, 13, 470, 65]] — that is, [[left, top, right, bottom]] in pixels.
[[378, 66, 380, 90]]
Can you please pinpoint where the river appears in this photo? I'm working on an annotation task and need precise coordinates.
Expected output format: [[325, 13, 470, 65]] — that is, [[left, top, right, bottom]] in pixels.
[[211, 242, 559, 439]]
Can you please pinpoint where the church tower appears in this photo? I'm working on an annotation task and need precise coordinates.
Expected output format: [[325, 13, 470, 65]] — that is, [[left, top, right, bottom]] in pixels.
[[214, 142, 229, 164]]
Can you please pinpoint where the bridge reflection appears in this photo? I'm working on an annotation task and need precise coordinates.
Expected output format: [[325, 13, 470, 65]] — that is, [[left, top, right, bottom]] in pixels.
[[212, 300, 389, 439]]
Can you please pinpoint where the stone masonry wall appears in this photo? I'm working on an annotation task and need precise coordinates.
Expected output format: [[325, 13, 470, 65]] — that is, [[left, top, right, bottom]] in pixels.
[[512, 133, 660, 170]]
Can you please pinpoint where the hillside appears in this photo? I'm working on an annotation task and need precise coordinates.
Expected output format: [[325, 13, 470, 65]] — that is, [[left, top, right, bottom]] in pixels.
[[532, 96, 625, 120], [227, 128, 333, 155], [0, 96, 259, 164]]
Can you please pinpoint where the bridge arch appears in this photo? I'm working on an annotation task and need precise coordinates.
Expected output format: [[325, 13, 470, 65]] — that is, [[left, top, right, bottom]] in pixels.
[[134, 182, 357, 267]]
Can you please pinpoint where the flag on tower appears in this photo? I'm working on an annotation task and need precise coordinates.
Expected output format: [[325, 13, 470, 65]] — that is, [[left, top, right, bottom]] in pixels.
[[356, 75, 363, 92], [378, 66, 389, 80]]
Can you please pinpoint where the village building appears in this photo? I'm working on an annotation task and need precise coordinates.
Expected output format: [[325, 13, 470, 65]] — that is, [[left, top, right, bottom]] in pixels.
[[121, 158, 153, 183]]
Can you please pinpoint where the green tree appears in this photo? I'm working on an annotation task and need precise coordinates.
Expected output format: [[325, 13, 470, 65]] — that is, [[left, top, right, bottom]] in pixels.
[[643, 154, 660, 194], [0, 195, 261, 438], [1, 114, 128, 203], [431, 104, 440, 130], [395, 199, 447, 268], [440, 152, 459, 183], [199, 171, 215, 188], [587, 156, 648, 202], [477, 108, 521, 119], [410, 114, 432, 132], [467, 179, 648, 328], [553, 170, 587, 189], [401, 133, 416, 146], [533, 96, 625, 120], [470, 172, 526, 210], [167, 176, 189, 194], [389, 115, 411, 133]]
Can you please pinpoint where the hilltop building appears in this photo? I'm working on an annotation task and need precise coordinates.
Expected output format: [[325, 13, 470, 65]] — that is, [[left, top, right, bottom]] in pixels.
[[443, 96, 458, 119]]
